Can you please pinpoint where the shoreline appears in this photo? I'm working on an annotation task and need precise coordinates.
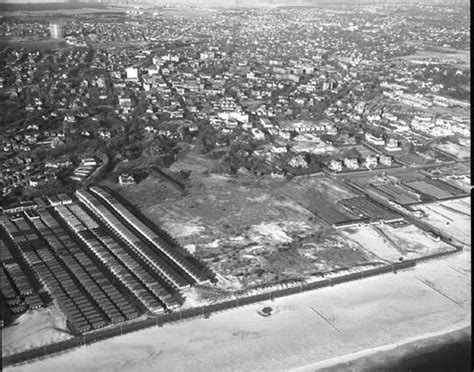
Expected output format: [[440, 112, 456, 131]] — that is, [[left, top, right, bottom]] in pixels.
[[5, 249, 470, 372], [295, 323, 471, 372]]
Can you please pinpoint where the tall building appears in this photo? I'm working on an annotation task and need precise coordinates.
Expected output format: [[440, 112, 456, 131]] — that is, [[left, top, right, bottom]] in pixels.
[[49, 22, 64, 39]]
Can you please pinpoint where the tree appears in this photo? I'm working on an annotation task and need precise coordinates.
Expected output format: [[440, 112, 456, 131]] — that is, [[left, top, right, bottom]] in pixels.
[[198, 124, 219, 153]]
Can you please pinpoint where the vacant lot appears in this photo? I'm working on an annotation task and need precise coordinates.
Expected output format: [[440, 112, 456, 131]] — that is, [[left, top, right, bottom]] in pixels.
[[416, 198, 471, 245], [273, 175, 360, 224], [125, 173, 371, 292], [377, 223, 456, 259], [115, 152, 372, 294], [343, 220, 460, 260], [342, 225, 402, 263], [274, 175, 356, 204]]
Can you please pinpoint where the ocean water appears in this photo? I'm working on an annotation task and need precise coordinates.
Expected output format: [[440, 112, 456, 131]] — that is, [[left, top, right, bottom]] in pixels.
[[317, 328, 471, 372], [371, 338, 472, 372]]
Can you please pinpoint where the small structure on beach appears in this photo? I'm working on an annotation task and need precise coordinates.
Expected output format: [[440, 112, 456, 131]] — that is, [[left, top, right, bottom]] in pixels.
[[257, 307, 273, 317]]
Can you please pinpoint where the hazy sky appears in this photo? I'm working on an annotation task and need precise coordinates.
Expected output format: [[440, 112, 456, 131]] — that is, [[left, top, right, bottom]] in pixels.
[[0, 0, 281, 4], [0, 0, 75, 3], [0, 0, 245, 3], [0, 0, 298, 6]]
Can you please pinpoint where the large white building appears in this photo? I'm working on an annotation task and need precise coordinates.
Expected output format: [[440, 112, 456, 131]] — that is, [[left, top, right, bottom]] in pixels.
[[126, 67, 139, 81]]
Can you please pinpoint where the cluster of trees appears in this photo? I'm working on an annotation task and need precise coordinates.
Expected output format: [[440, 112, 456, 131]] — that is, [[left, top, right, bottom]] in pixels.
[[197, 122, 223, 154], [215, 139, 255, 174]]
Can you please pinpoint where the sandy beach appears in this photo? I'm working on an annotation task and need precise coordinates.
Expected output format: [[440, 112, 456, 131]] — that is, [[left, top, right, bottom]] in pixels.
[[5, 246, 470, 372]]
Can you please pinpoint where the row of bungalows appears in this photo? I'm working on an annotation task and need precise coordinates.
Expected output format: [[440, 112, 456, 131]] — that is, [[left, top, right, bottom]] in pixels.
[[65, 204, 178, 311], [46, 193, 73, 207], [368, 183, 421, 206], [0, 266, 43, 311], [0, 237, 15, 265], [23, 293, 43, 309], [0, 290, 41, 314], [88, 186, 210, 285], [76, 189, 191, 293], [332, 217, 371, 229], [403, 179, 463, 200], [55, 203, 169, 313], [20, 212, 106, 333], [2, 262, 35, 297], [66, 203, 98, 229], [80, 228, 169, 313], [70, 158, 99, 182], [1, 200, 37, 215], [1, 265, 19, 299], [37, 208, 139, 326], [1, 220, 37, 299], [2, 219, 93, 324], [338, 197, 403, 224]]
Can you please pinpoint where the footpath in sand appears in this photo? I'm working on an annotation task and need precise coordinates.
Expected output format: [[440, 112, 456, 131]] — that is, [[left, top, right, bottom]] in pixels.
[[6, 247, 470, 372]]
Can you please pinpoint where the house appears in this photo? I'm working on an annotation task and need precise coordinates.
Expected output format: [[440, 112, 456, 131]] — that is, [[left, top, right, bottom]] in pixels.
[[278, 130, 291, 140], [118, 97, 132, 109], [364, 155, 378, 168], [379, 155, 393, 166], [385, 138, 401, 151], [260, 118, 273, 129], [329, 159, 342, 172], [289, 155, 308, 169], [343, 158, 359, 170], [271, 145, 287, 154], [81, 158, 97, 167], [367, 114, 381, 122], [28, 178, 39, 187], [365, 132, 385, 146], [251, 128, 265, 140], [99, 129, 111, 139], [119, 173, 136, 186], [242, 122, 253, 131]]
